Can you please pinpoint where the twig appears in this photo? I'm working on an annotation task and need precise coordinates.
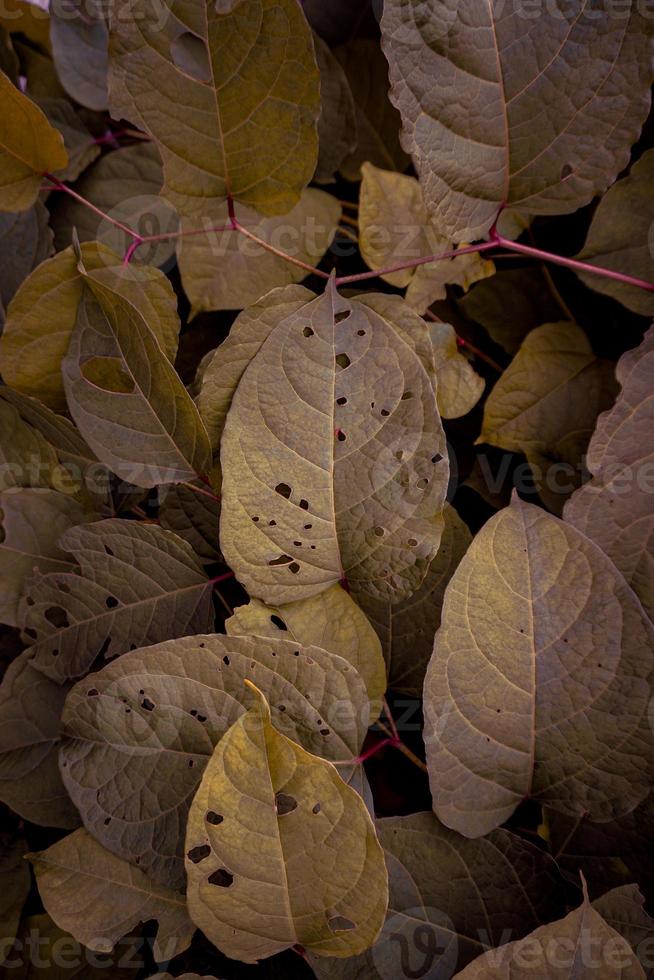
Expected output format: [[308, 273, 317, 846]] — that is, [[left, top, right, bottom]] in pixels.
[[332, 736, 398, 767], [232, 217, 331, 281], [337, 226, 358, 244], [424, 309, 503, 373], [376, 720, 429, 773], [43, 173, 141, 240], [335, 242, 497, 286], [340, 212, 359, 229], [336, 198, 359, 211], [179, 481, 221, 504], [382, 697, 400, 741]]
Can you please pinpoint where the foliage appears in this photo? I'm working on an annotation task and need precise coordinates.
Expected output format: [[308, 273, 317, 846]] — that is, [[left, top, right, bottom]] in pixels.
[[0, 1, 653, 978]]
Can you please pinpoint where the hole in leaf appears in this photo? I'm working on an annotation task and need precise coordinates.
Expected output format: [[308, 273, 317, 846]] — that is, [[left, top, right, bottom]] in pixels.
[[417, 478, 429, 490], [432, 453, 443, 464], [303, 523, 312, 530], [206, 811, 223, 825], [104, 816, 111, 825], [275, 482, 292, 498], [337, 431, 346, 442], [288, 562, 300, 574], [299, 499, 309, 510], [87, 688, 99, 697], [335, 353, 351, 369], [252, 516, 259, 522], [141, 697, 155, 711], [187, 844, 211, 864], [374, 526, 384, 537], [105, 595, 119, 609], [269, 520, 277, 526], [170, 31, 211, 82], [312, 803, 321, 814], [208, 868, 234, 887], [336, 396, 347, 406], [104, 546, 114, 557], [357, 329, 366, 336], [381, 408, 390, 417], [223, 655, 230, 665], [270, 615, 287, 631], [328, 915, 356, 932], [269, 554, 292, 566], [275, 792, 298, 815], [320, 727, 330, 736], [45, 605, 69, 629], [335, 310, 351, 323], [303, 326, 314, 337], [561, 163, 573, 178]]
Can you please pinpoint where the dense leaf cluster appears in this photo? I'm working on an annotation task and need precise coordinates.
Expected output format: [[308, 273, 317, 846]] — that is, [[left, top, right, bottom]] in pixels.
[[0, 1, 653, 978]]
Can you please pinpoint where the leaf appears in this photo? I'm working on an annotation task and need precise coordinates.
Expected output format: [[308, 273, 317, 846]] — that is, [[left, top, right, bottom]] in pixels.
[[358, 504, 471, 697], [0, 242, 180, 411], [0, 489, 91, 628], [0, 832, 31, 965], [36, 98, 100, 183], [0, 0, 51, 53], [158, 482, 221, 566], [313, 34, 356, 184], [452, 881, 645, 978], [62, 276, 210, 488], [334, 40, 410, 181], [50, 0, 108, 110], [49, 142, 178, 267], [592, 885, 654, 975], [576, 150, 654, 315], [430, 322, 485, 420], [359, 163, 495, 313], [457, 268, 564, 355], [177, 189, 340, 315], [0, 651, 79, 828], [108, 0, 320, 220], [424, 495, 654, 838], [0, 394, 62, 494], [22, 519, 214, 683], [0, 24, 19, 83], [383, 2, 654, 241], [184, 683, 388, 962], [0, 202, 52, 320], [195, 284, 314, 456], [226, 583, 387, 712], [479, 323, 617, 514], [309, 811, 565, 980], [60, 633, 370, 887], [0, 68, 68, 211], [29, 829, 193, 960], [220, 282, 449, 603], [564, 326, 654, 619]]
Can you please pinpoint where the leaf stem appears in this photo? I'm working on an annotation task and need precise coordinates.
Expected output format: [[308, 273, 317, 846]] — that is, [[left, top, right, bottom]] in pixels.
[[42, 173, 141, 241], [376, 720, 429, 773], [232, 216, 331, 281], [334, 242, 497, 286], [424, 309, 503, 373], [179, 481, 221, 504]]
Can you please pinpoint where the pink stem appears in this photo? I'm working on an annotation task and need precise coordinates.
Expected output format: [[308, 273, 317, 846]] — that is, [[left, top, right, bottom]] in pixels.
[[209, 571, 235, 586], [42, 174, 140, 240], [122, 239, 143, 266], [334, 242, 496, 286]]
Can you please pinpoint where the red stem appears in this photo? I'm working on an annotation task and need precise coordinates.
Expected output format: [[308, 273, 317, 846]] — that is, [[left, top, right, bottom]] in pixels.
[[209, 571, 235, 586]]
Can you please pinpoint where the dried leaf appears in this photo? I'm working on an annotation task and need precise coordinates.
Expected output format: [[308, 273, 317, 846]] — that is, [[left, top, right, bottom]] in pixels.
[[452, 881, 645, 978], [358, 504, 471, 697], [0, 68, 67, 211], [50, 0, 108, 110], [22, 519, 214, 683], [220, 282, 449, 603], [576, 149, 654, 315], [62, 276, 210, 488], [184, 684, 388, 962], [430, 322, 485, 420], [0, 651, 78, 828], [108, 0, 320, 219], [0, 832, 31, 965], [382, 1, 654, 239], [313, 34, 356, 184], [177, 190, 340, 315], [479, 323, 617, 514], [424, 495, 654, 838], [359, 163, 495, 313], [565, 325, 654, 620], [29, 829, 193, 959], [0, 489, 91, 627], [60, 634, 370, 887], [226, 583, 387, 712]]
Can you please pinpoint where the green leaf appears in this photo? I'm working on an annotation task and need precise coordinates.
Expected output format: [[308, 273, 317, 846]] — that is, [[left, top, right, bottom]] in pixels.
[[60, 634, 370, 887], [0, 203, 52, 321], [50, 0, 108, 110], [29, 829, 193, 960], [313, 34, 356, 184], [381, 1, 654, 241], [0, 68, 68, 211], [0, 832, 31, 966], [62, 276, 210, 488], [358, 504, 471, 697], [309, 811, 564, 980], [184, 683, 388, 962], [0, 489, 92, 627], [452, 880, 645, 978], [424, 496, 654, 838], [0, 242, 180, 412], [108, 0, 320, 219], [479, 323, 617, 514], [22, 519, 214, 683], [576, 150, 654, 315], [565, 325, 654, 619], [49, 142, 178, 266], [430, 322, 485, 420], [0, 651, 79, 828], [177, 189, 340, 315], [220, 282, 449, 603], [334, 40, 410, 181], [359, 163, 495, 313], [226, 583, 387, 713]]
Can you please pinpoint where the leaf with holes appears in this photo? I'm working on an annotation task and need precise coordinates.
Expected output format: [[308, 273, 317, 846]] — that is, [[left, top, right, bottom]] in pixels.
[[29, 829, 193, 960], [309, 810, 565, 980], [424, 496, 654, 838], [62, 274, 210, 488], [22, 519, 214, 683], [220, 281, 449, 604], [359, 163, 495, 313], [184, 683, 388, 962], [59, 633, 369, 888], [108, 0, 320, 220], [358, 504, 471, 697], [0, 69, 67, 212], [565, 325, 654, 619], [381, 0, 654, 241], [226, 584, 387, 713], [479, 323, 617, 514]]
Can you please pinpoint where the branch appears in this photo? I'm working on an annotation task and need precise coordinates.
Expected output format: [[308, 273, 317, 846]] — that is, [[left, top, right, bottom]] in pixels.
[[231, 216, 331, 281], [334, 242, 497, 286]]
